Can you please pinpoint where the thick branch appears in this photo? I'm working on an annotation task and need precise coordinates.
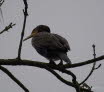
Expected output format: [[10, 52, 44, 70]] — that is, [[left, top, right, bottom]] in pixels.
[[0, 55, 103, 69], [0, 58, 94, 92], [0, 65, 29, 92], [0, 54, 103, 92]]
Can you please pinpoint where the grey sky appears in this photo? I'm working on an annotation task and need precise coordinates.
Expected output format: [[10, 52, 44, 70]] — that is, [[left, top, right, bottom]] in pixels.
[[0, 0, 104, 92]]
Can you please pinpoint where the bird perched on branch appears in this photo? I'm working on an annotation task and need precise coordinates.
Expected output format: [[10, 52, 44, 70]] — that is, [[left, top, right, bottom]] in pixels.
[[23, 25, 71, 65]]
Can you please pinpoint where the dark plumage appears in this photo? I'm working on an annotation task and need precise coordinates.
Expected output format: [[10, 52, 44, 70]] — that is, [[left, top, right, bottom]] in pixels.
[[24, 25, 71, 64]]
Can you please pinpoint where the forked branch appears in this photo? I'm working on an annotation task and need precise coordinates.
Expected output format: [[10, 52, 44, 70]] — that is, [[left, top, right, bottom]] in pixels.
[[0, 22, 15, 34], [80, 44, 101, 85]]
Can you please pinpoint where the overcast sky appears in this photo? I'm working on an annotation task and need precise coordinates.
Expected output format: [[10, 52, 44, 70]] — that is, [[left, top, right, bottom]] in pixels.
[[0, 0, 104, 92]]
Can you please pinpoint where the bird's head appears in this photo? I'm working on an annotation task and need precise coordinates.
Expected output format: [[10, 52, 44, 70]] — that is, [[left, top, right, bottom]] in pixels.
[[23, 25, 50, 41]]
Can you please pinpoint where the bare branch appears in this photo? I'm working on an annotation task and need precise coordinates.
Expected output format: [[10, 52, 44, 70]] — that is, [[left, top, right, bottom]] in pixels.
[[0, 0, 4, 7], [80, 45, 101, 85], [44, 65, 88, 92], [81, 83, 92, 92], [80, 45, 97, 85], [0, 54, 103, 92], [0, 59, 93, 92], [64, 55, 104, 68], [0, 22, 16, 34], [94, 64, 101, 70], [60, 69, 76, 83], [0, 55, 104, 69], [44, 65, 74, 87], [17, 0, 28, 59], [0, 65, 29, 92], [0, 54, 102, 92], [0, 0, 4, 23], [51, 66, 81, 92]]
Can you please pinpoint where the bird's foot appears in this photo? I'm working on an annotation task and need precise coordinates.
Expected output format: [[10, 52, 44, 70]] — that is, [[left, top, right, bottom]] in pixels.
[[67, 61, 72, 65], [67, 59, 72, 65], [49, 60, 56, 65], [58, 60, 63, 66]]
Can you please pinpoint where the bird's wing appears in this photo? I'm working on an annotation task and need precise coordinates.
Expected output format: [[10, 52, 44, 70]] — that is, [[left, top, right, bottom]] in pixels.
[[32, 32, 69, 52], [53, 34, 70, 51]]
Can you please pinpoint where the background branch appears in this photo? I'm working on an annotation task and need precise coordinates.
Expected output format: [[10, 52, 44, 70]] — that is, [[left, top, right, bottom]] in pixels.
[[0, 0, 4, 7], [0, 65, 29, 92], [0, 0, 4, 22], [0, 22, 15, 34], [17, 0, 28, 59], [80, 44, 101, 85]]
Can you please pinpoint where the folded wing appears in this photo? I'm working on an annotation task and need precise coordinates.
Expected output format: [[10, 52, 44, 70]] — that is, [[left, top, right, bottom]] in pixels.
[[32, 32, 70, 52]]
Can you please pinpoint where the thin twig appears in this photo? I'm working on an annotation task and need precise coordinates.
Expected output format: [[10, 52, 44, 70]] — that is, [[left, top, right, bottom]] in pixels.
[[17, 0, 28, 60], [94, 64, 101, 69], [0, 0, 4, 23], [53, 66, 81, 92], [55, 66, 77, 83], [0, 0, 4, 7], [61, 69, 76, 83], [61, 69, 80, 92], [80, 44, 100, 85], [0, 22, 15, 34], [63, 55, 104, 68], [45, 66, 85, 92], [0, 65, 29, 92], [44, 65, 74, 87]]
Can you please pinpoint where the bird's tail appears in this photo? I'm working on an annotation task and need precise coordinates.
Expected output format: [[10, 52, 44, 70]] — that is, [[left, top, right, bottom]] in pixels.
[[58, 53, 71, 64]]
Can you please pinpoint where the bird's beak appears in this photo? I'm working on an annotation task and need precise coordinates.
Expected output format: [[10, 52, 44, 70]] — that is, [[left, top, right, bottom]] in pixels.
[[23, 34, 33, 41], [23, 31, 38, 41]]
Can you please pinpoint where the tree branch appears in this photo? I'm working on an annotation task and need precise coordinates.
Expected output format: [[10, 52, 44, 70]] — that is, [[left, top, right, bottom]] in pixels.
[[0, 55, 104, 69], [0, 54, 103, 92], [0, 58, 96, 92], [43, 65, 90, 92], [64, 55, 104, 69], [0, 65, 29, 92], [0, 0, 4, 7], [59, 69, 80, 92], [17, 0, 28, 59], [61, 70, 81, 92], [0, 0, 4, 22], [49, 66, 81, 92], [44, 65, 74, 87], [0, 22, 15, 34], [80, 44, 100, 85]]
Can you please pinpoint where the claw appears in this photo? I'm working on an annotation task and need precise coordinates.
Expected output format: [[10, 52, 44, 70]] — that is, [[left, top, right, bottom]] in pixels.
[[49, 60, 56, 65], [58, 60, 63, 66]]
